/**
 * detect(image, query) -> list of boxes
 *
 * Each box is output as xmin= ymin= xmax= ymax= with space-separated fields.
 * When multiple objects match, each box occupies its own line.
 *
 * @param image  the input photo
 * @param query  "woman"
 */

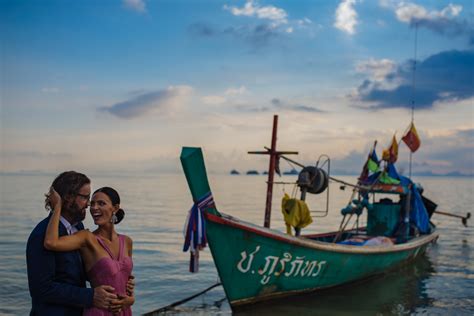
xmin=44 ymin=186 xmax=134 ymax=315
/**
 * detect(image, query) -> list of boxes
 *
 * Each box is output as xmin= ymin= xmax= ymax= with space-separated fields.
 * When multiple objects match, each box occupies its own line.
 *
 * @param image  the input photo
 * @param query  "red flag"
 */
xmin=382 ymin=135 xmax=398 ymax=163
xmin=402 ymin=123 xmax=421 ymax=152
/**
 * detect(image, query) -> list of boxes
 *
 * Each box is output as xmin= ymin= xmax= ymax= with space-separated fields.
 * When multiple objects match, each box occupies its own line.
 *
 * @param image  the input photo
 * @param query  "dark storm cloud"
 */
xmin=408 ymin=15 xmax=474 ymax=45
xmin=355 ymin=50 xmax=474 ymax=110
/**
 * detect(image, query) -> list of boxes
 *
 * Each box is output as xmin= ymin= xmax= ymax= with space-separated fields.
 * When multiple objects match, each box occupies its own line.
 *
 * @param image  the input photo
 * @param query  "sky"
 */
xmin=1 ymin=0 xmax=473 ymax=176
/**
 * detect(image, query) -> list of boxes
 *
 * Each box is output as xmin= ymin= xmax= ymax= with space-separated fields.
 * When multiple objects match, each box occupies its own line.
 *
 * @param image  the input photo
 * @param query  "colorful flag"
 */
xmin=382 ymin=135 xmax=398 ymax=163
xmin=402 ymin=122 xmax=421 ymax=152
xmin=367 ymin=148 xmax=379 ymax=172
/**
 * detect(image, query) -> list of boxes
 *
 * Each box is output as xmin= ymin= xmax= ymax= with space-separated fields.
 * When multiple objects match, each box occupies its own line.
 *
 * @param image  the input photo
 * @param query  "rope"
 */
xmin=143 ymin=282 xmax=222 ymax=315
xmin=328 ymin=176 xmax=371 ymax=190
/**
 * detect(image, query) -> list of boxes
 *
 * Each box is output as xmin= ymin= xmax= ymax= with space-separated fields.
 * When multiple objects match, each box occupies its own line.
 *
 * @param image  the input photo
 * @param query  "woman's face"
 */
xmin=90 ymin=192 xmax=118 ymax=225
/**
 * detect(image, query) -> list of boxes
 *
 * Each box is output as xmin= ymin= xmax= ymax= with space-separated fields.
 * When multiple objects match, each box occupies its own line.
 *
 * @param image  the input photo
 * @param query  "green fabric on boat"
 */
xmin=379 ymin=171 xmax=400 ymax=184
xmin=367 ymin=158 xmax=379 ymax=172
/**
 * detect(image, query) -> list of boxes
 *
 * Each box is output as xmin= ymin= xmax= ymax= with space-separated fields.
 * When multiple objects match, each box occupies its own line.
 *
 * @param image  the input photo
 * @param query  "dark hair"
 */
xmin=45 ymin=171 xmax=90 ymax=210
xmin=94 ymin=187 xmax=125 ymax=224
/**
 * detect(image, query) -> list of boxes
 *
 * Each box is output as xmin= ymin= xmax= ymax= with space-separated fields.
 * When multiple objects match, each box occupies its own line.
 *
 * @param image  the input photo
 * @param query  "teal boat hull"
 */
xmin=205 ymin=212 xmax=438 ymax=307
xmin=180 ymin=146 xmax=438 ymax=308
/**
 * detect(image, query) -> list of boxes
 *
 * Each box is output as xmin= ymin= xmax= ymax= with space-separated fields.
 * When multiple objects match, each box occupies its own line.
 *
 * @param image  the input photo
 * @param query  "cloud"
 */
xmin=2 ymin=151 xmax=73 ymax=159
xmin=334 ymin=0 xmax=359 ymax=35
xmin=380 ymin=1 xmax=474 ymax=44
xmin=331 ymin=128 xmax=474 ymax=176
xmin=187 ymin=22 xmax=217 ymax=37
xmin=223 ymin=24 xmax=283 ymax=48
xmin=225 ymin=86 xmax=247 ymax=96
xmin=395 ymin=3 xmax=461 ymax=23
xmin=202 ymin=86 xmax=248 ymax=105
xmin=352 ymin=50 xmax=474 ymax=109
xmin=238 ymin=98 xmax=325 ymax=113
xmin=123 ymin=0 xmax=146 ymax=13
xmin=201 ymin=95 xmax=227 ymax=105
xmin=355 ymin=58 xmax=397 ymax=83
xmin=199 ymin=1 xmax=315 ymax=48
xmin=223 ymin=0 xmax=288 ymax=27
xmin=410 ymin=128 xmax=474 ymax=175
xmin=99 ymin=86 xmax=193 ymax=119
xmin=271 ymin=98 xmax=325 ymax=113
xmin=188 ymin=22 xmax=284 ymax=48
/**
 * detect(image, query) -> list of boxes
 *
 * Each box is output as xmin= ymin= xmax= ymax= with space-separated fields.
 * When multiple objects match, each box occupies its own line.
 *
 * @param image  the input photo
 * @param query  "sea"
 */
xmin=0 ymin=173 xmax=473 ymax=315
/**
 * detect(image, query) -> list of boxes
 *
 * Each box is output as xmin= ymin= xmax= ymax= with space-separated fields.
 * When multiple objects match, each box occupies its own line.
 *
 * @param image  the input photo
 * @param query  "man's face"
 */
xmin=66 ymin=183 xmax=91 ymax=223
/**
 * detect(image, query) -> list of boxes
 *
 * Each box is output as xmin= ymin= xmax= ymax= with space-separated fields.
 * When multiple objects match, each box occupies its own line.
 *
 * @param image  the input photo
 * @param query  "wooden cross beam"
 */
xmin=248 ymin=115 xmax=298 ymax=228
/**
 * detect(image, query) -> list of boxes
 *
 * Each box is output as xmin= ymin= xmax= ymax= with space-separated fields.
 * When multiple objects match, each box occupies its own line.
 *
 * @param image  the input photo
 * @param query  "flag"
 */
xmin=382 ymin=135 xmax=398 ymax=163
xmin=402 ymin=122 xmax=421 ymax=152
xmin=367 ymin=148 xmax=379 ymax=172
xmin=360 ymin=141 xmax=378 ymax=182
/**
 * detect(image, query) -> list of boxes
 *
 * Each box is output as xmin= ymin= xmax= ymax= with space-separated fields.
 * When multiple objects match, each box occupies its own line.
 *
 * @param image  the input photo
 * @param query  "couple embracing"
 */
xmin=26 ymin=171 xmax=135 ymax=315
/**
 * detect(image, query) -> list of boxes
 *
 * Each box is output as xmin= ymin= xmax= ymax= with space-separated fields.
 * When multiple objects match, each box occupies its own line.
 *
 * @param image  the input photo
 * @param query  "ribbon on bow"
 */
xmin=183 ymin=192 xmax=215 ymax=272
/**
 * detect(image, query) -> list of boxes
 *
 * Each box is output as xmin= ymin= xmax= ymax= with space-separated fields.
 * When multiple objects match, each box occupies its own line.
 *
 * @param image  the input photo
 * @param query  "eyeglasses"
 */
xmin=76 ymin=193 xmax=91 ymax=201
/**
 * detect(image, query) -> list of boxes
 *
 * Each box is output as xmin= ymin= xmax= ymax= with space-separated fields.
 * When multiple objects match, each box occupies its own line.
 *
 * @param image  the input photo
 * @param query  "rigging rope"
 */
xmin=143 ymin=282 xmax=222 ymax=315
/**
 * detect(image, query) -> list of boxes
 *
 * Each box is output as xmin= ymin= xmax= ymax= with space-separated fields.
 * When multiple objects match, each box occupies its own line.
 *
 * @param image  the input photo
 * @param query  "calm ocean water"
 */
xmin=0 ymin=173 xmax=473 ymax=315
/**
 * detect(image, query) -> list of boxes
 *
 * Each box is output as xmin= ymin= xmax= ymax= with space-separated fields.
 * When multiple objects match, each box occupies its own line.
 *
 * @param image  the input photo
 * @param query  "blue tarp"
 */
xmin=364 ymin=167 xmax=430 ymax=234
xmin=407 ymin=180 xmax=430 ymax=233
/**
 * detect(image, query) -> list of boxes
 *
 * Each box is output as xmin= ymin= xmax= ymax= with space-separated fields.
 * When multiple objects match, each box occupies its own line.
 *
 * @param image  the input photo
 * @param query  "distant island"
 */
xmin=283 ymin=168 xmax=299 ymax=175
xmin=246 ymin=170 xmax=259 ymax=175
xmin=230 ymin=169 xmax=240 ymax=175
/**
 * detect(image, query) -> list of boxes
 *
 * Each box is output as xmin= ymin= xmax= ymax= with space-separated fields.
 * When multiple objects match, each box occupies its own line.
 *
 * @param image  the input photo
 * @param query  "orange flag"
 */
xmin=402 ymin=122 xmax=421 ymax=152
xmin=382 ymin=135 xmax=398 ymax=163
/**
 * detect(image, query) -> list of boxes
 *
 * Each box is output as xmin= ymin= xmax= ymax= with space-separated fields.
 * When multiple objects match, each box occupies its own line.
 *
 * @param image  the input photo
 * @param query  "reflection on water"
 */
xmin=234 ymin=255 xmax=436 ymax=316
xmin=0 ymin=174 xmax=472 ymax=315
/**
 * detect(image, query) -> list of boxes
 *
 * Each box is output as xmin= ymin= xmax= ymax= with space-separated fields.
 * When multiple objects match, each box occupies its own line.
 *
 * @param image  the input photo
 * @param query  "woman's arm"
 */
xmin=43 ymin=187 xmax=89 ymax=251
xmin=125 ymin=236 xmax=134 ymax=296
xmin=126 ymin=235 xmax=133 ymax=257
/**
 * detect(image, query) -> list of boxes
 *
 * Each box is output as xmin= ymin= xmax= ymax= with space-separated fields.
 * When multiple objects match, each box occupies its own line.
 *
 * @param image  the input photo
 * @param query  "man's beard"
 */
xmin=68 ymin=201 xmax=86 ymax=223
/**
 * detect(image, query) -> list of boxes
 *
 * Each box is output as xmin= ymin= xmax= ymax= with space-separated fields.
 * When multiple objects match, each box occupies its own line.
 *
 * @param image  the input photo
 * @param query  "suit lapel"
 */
xmin=76 ymin=222 xmax=85 ymax=231
xmin=58 ymin=221 xmax=68 ymax=237
xmin=74 ymin=222 xmax=86 ymax=281
xmin=56 ymin=216 xmax=87 ymax=281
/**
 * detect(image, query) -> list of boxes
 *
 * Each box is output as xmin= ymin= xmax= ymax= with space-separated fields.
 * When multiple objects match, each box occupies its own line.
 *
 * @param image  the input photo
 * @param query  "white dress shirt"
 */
xmin=59 ymin=216 xmax=78 ymax=235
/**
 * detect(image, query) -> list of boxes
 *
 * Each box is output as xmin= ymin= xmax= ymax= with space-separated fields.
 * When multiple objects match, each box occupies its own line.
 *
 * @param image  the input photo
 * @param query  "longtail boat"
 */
xmin=180 ymin=115 xmax=445 ymax=310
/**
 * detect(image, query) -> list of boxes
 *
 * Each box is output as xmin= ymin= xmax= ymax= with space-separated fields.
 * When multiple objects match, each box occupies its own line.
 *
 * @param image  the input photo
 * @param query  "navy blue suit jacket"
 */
xmin=26 ymin=215 xmax=94 ymax=316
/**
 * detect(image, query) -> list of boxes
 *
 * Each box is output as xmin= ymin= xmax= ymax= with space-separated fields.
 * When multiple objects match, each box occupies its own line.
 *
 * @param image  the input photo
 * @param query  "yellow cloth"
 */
xmin=281 ymin=193 xmax=313 ymax=235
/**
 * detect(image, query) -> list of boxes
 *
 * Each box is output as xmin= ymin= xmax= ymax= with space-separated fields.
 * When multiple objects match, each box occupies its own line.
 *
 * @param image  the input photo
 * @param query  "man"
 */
xmin=26 ymin=171 xmax=128 ymax=315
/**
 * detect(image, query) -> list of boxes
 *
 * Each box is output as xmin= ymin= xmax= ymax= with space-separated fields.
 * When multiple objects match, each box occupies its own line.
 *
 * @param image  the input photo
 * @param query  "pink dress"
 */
xmin=84 ymin=234 xmax=133 ymax=316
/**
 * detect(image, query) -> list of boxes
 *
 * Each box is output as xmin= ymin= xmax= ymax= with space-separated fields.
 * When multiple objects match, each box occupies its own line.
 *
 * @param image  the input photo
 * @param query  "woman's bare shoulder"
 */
xmin=77 ymin=229 xmax=96 ymax=242
xmin=123 ymin=234 xmax=133 ymax=247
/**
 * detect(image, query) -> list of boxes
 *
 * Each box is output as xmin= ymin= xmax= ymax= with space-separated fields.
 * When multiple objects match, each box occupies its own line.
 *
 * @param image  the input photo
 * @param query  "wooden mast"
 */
xmin=248 ymin=115 xmax=298 ymax=228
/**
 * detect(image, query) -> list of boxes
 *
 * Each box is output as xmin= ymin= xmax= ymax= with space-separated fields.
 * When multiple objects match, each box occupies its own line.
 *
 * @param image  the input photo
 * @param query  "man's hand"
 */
xmin=93 ymin=285 xmax=117 ymax=310
xmin=109 ymin=294 xmax=135 ymax=314
xmin=126 ymin=275 xmax=135 ymax=296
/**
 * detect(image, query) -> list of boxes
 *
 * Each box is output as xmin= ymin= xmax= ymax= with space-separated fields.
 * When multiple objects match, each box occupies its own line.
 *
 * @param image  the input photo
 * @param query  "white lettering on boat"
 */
xmin=237 ymin=246 xmax=327 ymax=284
xmin=274 ymin=253 xmax=292 ymax=276
xmin=237 ymin=246 xmax=260 ymax=273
